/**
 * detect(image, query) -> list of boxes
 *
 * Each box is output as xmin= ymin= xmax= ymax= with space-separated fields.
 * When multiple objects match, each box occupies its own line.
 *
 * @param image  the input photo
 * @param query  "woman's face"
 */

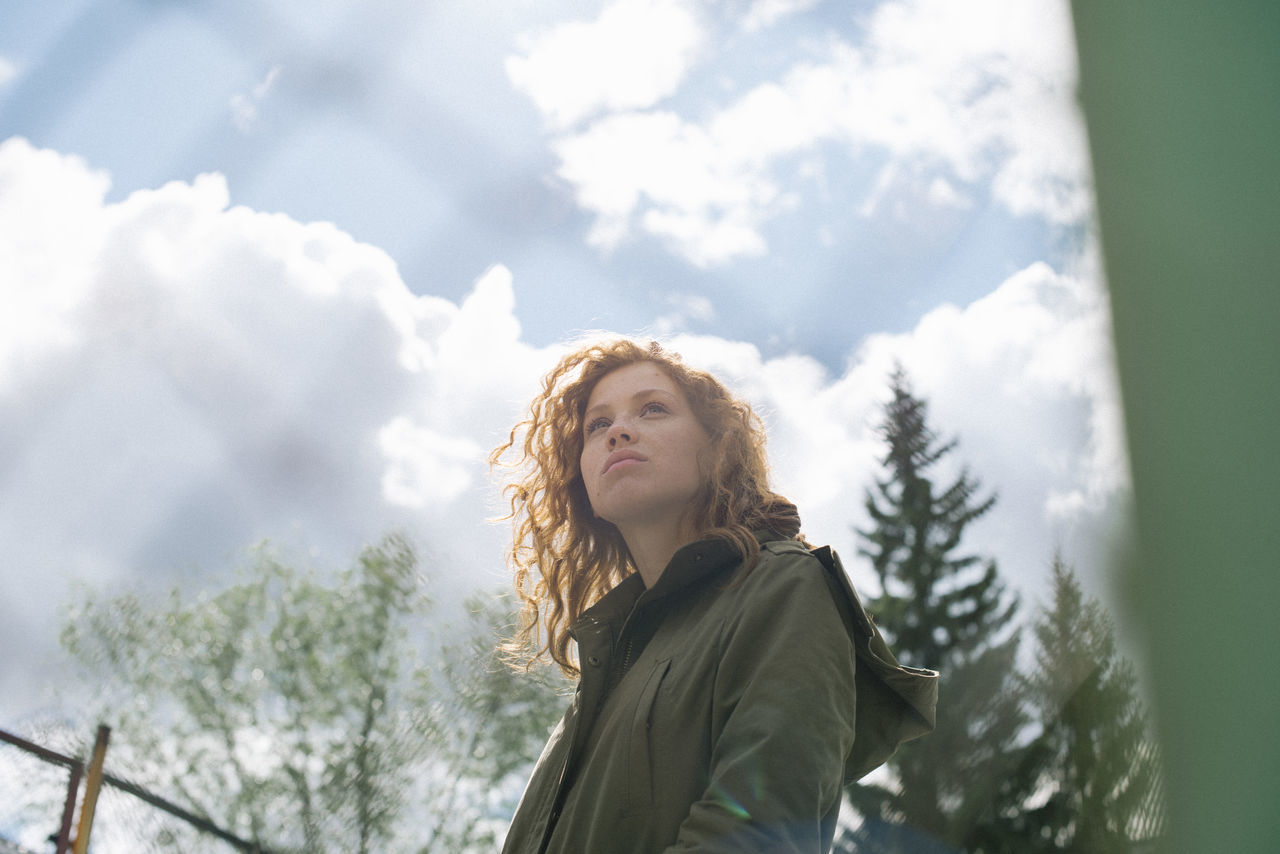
xmin=579 ymin=362 xmax=711 ymax=538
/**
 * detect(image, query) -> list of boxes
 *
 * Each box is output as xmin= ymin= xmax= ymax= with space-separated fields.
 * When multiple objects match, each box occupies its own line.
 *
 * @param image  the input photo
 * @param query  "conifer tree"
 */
xmin=987 ymin=557 xmax=1165 ymax=853
xmin=842 ymin=367 xmax=1025 ymax=852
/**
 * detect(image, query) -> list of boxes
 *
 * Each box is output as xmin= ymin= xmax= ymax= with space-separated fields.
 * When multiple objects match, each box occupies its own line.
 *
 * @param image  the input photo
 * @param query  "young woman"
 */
xmin=493 ymin=338 xmax=936 ymax=854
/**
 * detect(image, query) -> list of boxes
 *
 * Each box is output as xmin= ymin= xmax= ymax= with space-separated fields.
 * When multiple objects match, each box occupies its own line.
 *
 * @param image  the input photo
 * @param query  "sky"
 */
xmin=0 ymin=0 xmax=1128 ymax=743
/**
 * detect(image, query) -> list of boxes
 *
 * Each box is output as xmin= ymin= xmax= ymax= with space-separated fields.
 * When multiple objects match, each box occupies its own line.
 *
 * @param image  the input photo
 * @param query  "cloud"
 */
xmin=0 ymin=140 xmax=112 ymax=391
xmin=551 ymin=109 xmax=781 ymax=265
xmin=651 ymin=292 xmax=717 ymax=335
xmin=855 ymin=0 xmax=1089 ymax=224
xmin=0 ymin=56 xmax=17 ymax=87
xmin=230 ymin=65 xmax=282 ymax=134
xmin=517 ymin=0 xmax=1091 ymax=266
xmin=741 ymin=0 xmax=821 ymax=32
xmin=506 ymin=0 xmax=705 ymax=129
xmin=663 ymin=252 xmax=1125 ymax=596
xmin=1 ymin=137 xmax=1122 ymax=724
xmin=0 ymin=138 xmax=552 ymax=720
xmin=882 ymin=258 xmax=1127 ymax=526
xmin=379 ymin=417 xmax=484 ymax=508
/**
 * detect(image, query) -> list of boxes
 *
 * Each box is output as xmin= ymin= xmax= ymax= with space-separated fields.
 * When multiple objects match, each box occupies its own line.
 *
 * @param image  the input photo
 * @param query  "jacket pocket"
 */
xmin=625 ymin=657 xmax=671 ymax=813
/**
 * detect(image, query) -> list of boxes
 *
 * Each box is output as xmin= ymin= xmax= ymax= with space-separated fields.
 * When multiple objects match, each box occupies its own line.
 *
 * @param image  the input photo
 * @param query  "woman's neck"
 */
xmin=621 ymin=519 xmax=700 ymax=588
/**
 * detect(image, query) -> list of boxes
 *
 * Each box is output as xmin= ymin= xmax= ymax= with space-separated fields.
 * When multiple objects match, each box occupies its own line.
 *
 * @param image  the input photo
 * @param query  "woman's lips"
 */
xmin=602 ymin=450 xmax=645 ymax=474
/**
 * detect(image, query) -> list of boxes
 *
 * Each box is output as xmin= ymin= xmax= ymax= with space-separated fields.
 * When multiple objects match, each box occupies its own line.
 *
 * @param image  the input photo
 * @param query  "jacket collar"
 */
xmin=570 ymin=530 xmax=788 ymax=641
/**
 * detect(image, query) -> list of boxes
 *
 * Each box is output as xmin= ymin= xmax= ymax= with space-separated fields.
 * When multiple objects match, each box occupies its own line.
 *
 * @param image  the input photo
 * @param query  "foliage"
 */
xmin=61 ymin=533 xmax=429 ymax=852
xmin=979 ymin=557 xmax=1165 ymax=853
xmin=857 ymin=367 xmax=1015 ymax=670
xmin=840 ymin=369 xmax=1166 ymax=853
xmin=843 ymin=367 xmax=1026 ymax=851
xmin=417 ymin=594 xmax=569 ymax=853
xmin=59 ymin=533 xmax=566 ymax=853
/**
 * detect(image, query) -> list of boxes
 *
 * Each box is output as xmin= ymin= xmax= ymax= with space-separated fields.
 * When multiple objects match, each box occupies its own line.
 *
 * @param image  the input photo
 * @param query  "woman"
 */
xmin=493 ymin=338 xmax=936 ymax=854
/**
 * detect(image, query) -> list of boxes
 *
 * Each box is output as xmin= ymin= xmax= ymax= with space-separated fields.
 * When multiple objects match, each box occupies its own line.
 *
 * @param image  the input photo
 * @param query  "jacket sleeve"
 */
xmin=662 ymin=549 xmax=858 ymax=853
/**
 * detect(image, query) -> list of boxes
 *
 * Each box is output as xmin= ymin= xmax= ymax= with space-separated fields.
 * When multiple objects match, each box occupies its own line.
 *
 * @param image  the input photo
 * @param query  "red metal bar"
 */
xmin=0 ymin=727 xmax=80 ymax=769
xmin=55 ymin=761 xmax=84 ymax=854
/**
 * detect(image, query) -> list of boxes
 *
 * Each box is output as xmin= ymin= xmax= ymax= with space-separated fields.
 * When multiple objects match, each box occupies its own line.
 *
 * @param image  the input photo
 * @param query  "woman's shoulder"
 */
xmin=732 ymin=536 xmax=832 ymax=598
xmin=758 ymin=535 xmax=824 ymax=573
xmin=759 ymin=536 xmax=814 ymax=560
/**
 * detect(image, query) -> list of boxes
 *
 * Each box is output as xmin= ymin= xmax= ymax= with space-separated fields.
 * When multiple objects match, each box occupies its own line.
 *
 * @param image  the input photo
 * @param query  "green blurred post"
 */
xmin=1071 ymin=3 xmax=1279 ymax=851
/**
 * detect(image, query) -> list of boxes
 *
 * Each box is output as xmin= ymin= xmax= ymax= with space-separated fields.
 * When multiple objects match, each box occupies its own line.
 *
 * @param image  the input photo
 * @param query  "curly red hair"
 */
xmin=491 ymin=338 xmax=802 ymax=676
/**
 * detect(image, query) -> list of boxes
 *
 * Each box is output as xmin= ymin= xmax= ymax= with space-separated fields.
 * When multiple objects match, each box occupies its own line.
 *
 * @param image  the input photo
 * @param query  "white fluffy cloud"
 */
xmin=0 ymin=138 xmax=553 ymax=719
xmin=2 ymin=136 xmax=1123 ymax=722
xmin=551 ymin=109 xmax=781 ymax=265
xmin=505 ymin=0 xmax=705 ymax=129
xmin=513 ymin=0 xmax=1090 ymax=266
xmin=855 ymin=258 xmax=1129 ymax=580
xmin=665 ymin=254 xmax=1125 ymax=593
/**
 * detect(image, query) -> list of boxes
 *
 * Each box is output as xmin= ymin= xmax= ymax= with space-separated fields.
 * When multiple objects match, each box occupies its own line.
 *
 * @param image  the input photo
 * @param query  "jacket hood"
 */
xmin=805 ymin=543 xmax=939 ymax=780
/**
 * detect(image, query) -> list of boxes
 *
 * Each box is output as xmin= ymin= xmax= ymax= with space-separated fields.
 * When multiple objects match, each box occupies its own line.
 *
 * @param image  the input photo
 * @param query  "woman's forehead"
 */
xmin=584 ymin=362 xmax=681 ymax=409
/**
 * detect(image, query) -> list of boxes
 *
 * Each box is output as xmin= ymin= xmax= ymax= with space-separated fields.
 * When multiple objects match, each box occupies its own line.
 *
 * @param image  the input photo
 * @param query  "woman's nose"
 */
xmin=606 ymin=420 xmax=634 ymax=447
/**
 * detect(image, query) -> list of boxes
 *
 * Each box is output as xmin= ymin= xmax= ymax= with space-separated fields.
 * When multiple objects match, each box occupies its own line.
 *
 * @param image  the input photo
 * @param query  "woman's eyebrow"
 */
xmin=583 ymin=388 xmax=678 ymax=420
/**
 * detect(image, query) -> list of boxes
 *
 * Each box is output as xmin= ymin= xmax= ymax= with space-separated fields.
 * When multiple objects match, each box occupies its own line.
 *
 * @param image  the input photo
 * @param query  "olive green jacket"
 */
xmin=501 ymin=534 xmax=937 ymax=854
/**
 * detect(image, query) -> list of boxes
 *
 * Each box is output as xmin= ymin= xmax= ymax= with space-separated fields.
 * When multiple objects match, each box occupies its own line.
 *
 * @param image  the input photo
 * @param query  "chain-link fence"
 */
xmin=1 ymin=725 xmax=275 ymax=854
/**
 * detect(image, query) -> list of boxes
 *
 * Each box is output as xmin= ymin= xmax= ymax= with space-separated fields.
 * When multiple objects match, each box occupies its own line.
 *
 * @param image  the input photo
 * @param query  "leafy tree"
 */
xmin=61 ymin=534 xmax=430 ymax=852
xmin=843 ymin=367 xmax=1025 ymax=852
xmin=417 ymin=594 xmax=568 ymax=853
xmin=987 ymin=557 xmax=1165 ymax=853
xmin=59 ymin=534 xmax=565 ymax=853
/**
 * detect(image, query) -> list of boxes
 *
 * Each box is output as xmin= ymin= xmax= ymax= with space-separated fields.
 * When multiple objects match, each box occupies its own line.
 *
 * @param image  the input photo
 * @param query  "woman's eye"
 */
xmin=641 ymin=402 xmax=669 ymax=416
xmin=585 ymin=417 xmax=610 ymax=435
